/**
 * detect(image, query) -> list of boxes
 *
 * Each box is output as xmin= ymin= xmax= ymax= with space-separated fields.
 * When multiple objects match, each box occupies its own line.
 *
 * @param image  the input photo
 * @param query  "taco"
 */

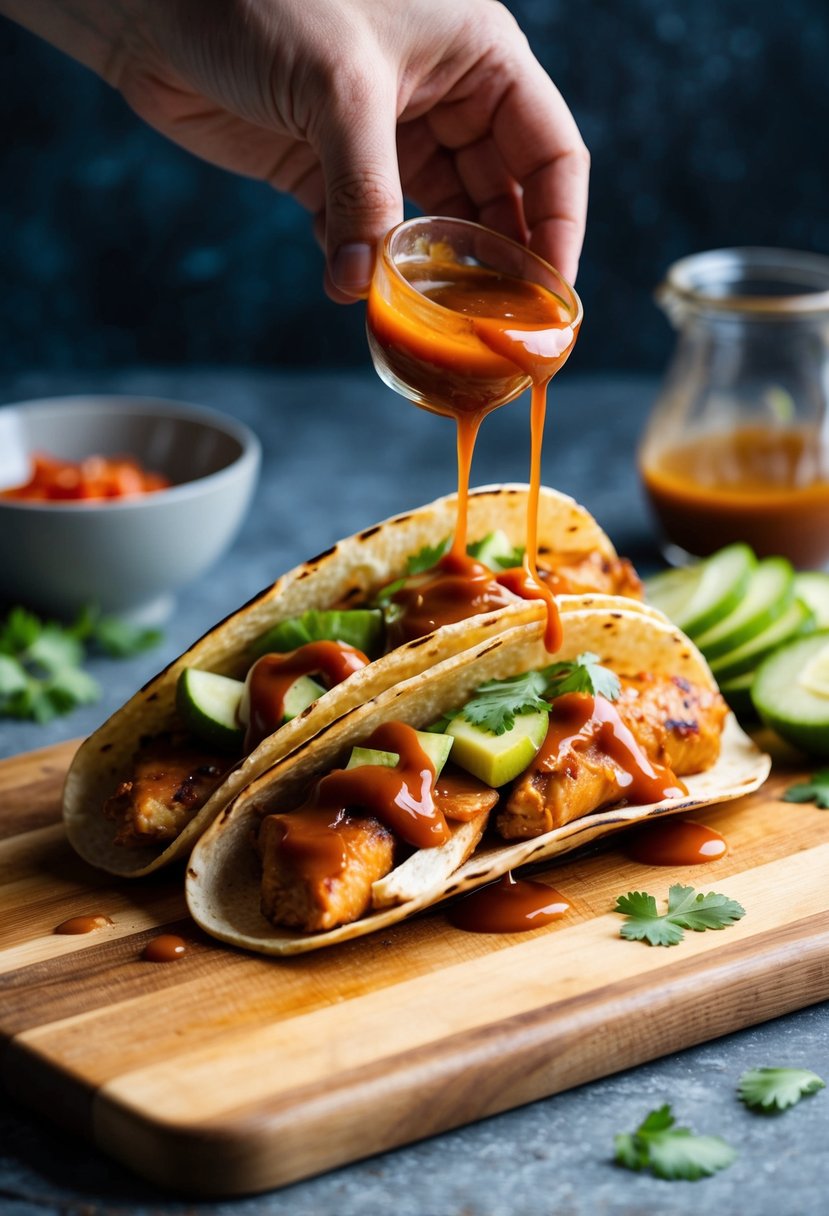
xmin=62 ymin=484 xmax=643 ymax=877
xmin=185 ymin=601 xmax=770 ymax=955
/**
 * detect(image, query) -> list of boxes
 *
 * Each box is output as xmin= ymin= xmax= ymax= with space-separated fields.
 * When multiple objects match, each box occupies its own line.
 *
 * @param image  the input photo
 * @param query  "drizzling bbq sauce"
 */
xmin=625 ymin=818 xmax=727 ymax=866
xmin=449 ymin=872 xmax=571 ymax=934
xmin=54 ymin=914 xmax=113 ymax=935
xmin=274 ymin=722 xmax=450 ymax=891
xmin=537 ymin=692 xmax=685 ymax=805
xmin=244 ymin=641 xmax=370 ymax=751
xmin=368 ymin=257 xmax=580 ymax=653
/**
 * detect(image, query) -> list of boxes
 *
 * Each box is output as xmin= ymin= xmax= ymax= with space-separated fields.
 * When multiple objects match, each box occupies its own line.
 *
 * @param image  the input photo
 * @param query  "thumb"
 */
xmin=314 ymin=79 xmax=403 ymax=302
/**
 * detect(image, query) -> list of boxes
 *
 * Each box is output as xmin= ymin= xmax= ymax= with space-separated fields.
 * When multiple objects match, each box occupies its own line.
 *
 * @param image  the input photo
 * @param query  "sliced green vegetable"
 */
xmin=752 ymin=629 xmax=829 ymax=757
xmin=177 ymin=668 xmax=245 ymax=749
xmin=693 ymin=557 xmax=794 ymax=661
xmin=645 ymin=543 xmax=755 ymax=636
xmin=710 ymin=597 xmax=815 ymax=683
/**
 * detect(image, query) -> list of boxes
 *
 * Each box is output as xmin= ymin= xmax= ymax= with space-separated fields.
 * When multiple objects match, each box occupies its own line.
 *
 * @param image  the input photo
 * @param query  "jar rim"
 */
xmin=379 ymin=216 xmax=583 ymax=328
xmin=661 ymin=246 xmax=829 ymax=317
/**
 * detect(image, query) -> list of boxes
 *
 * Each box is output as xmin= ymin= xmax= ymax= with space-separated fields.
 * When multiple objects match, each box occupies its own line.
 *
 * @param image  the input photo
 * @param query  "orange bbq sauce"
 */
xmin=625 ymin=818 xmax=727 ymax=866
xmin=641 ymin=425 xmax=829 ymax=566
xmin=368 ymin=256 xmax=580 ymax=652
xmin=448 ymin=872 xmax=571 ymax=934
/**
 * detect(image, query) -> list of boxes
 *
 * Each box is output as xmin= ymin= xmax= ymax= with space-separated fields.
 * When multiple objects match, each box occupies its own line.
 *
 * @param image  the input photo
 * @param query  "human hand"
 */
xmin=28 ymin=0 xmax=590 ymax=301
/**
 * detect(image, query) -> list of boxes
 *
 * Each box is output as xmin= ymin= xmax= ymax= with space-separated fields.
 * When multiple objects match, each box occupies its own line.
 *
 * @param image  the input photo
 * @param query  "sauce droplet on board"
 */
xmin=448 ymin=872 xmax=571 ymax=934
xmin=54 ymin=914 xmax=114 ymax=935
xmin=142 ymin=934 xmax=188 ymax=962
xmin=625 ymin=819 xmax=727 ymax=866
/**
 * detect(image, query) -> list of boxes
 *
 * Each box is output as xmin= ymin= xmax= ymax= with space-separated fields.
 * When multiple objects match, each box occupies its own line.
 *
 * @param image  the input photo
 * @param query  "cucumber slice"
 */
xmin=710 ymin=597 xmax=816 ymax=683
xmin=693 ymin=557 xmax=794 ymax=661
xmin=253 ymin=609 xmax=384 ymax=658
xmin=645 ymin=543 xmax=756 ymax=637
xmin=176 ymin=668 xmax=245 ymax=749
xmin=447 ymin=709 xmax=548 ymax=788
xmin=752 ymin=629 xmax=829 ymax=756
xmin=282 ymin=674 xmax=326 ymax=721
xmin=793 ymin=572 xmax=829 ymax=628
xmin=346 ymin=731 xmax=453 ymax=777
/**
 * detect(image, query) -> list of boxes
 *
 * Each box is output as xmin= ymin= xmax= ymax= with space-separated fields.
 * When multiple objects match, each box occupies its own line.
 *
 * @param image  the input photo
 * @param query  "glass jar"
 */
xmin=638 ymin=247 xmax=829 ymax=568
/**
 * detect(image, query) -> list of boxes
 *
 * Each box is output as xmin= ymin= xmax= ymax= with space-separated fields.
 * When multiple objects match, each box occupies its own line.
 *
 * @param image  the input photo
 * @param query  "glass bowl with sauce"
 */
xmin=366 ymin=216 xmax=582 ymax=652
xmin=639 ymin=247 xmax=829 ymax=568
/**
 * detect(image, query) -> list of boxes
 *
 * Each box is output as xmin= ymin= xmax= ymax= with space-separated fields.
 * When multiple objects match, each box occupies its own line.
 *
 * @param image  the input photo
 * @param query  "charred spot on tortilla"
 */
xmin=304 ymin=545 xmax=337 ymax=568
xmin=357 ymin=524 xmax=383 ymax=541
xmin=99 ymin=743 xmax=112 ymax=753
xmin=188 ymin=866 xmax=198 ymax=879
xmin=611 ymin=612 xmax=622 ymax=619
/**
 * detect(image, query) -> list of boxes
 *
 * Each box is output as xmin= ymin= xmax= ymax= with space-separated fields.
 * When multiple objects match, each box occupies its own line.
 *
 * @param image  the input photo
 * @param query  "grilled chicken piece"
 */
xmin=435 ymin=766 xmax=500 ymax=822
xmin=258 ymin=810 xmax=396 ymax=932
xmin=497 ymin=676 xmax=727 ymax=840
xmin=539 ymin=550 xmax=644 ymax=599
xmin=614 ymin=673 xmax=727 ymax=774
xmin=103 ymin=734 xmax=226 ymax=847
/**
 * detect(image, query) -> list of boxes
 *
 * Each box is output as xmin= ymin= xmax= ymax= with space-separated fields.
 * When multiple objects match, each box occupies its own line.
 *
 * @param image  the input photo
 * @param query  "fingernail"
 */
xmin=331 ymin=243 xmax=374 ymax=296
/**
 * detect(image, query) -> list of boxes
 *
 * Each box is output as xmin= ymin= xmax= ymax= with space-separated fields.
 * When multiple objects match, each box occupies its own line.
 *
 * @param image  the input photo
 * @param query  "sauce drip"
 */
xmin=449 ymin=872 xmax=570 ymax=933
xmin=641 ymin=426 xmax=829 ymax=566
xmin=388 ymin=549 xmax=516 ymax=645
xmin=142 ymin=934 xmax=187 ymax=962
xmin=368 ymin=255 xmax=579 ymax=652
xmin=54 ymin=914 xmax=113 ymax=935
xmin=245 ymin=641 xmax=370 ymax=751
xmin=286 ymin=721 xmax=449 ymax=860
xmin=537 ymin=692 xmax=685 ymax=805
xmin=625 ymin=818 xmax=727 ymax=866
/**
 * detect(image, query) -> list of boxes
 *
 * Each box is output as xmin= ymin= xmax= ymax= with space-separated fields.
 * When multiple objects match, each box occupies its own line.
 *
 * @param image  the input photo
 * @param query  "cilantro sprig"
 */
xmin=738 ymin=1068 xmax=825 ymax=1112
xmin=782 ymin=771 xmax=829 ymax=809
xmin=437 ymin=652 xmax=621 ymax=736
xmin=614 ymin=1104 xmax=736 ymax=1180
xmin=615 ymin=883 xmax=746 ymax=947
xmin=0 ymin=605 xmax=161 ymax=723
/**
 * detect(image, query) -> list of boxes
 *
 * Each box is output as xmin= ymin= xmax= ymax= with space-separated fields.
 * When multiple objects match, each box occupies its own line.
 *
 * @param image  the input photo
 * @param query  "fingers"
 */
xmin=491 ymin=57 xmax=589 ymax=284
xmin=310 ymin=68 xmax=404 ymax=302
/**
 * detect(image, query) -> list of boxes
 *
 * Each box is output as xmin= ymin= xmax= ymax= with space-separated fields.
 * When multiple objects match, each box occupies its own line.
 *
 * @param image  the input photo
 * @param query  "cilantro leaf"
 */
xmin=737 ymin=1068 xmax=825 ymax=1112
xmin=783 ymin=771 xmax=829 ymax=809
xmin=614 ymin=1104 xmax=736 ymax=1181
xmin=457 ymin=670 xmax=551 ymax=735
xmin=91 ymin=616 xmax=163 ymax=658
xmin=543 ymin=651 xmax=621 ymax=702
xmin=0 ymin=604 xmax=161 ymax=723
xmin=615 ymin=883 xmax=746 ymax=946
xmin=406 ymin=538 xmax=451 ymax=575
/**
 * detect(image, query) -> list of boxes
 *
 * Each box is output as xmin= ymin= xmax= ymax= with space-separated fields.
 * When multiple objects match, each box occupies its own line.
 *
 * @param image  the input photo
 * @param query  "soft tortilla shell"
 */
xmin=63 ymin=484 xmax=619 ymax=876
xmin=185 ymin=608 xmax=770 ymax=956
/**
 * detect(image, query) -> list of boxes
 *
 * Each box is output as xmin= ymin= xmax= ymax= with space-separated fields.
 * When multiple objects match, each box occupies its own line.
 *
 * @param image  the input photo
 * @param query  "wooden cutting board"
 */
xmin=2 ymin=736 xmax=829 ymax=1198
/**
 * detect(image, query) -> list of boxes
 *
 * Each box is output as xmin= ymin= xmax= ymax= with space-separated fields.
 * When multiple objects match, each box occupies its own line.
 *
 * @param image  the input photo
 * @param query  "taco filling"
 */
xmin=108 ymin=528 xmax=641 ymax=850
xmin=253 ymin=655 xmax=727 ymax=935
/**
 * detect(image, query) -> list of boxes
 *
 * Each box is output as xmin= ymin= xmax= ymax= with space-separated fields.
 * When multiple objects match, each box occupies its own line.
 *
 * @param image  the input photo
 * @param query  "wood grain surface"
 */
xmin=1 ymin=737 xmax=828 ymax=1198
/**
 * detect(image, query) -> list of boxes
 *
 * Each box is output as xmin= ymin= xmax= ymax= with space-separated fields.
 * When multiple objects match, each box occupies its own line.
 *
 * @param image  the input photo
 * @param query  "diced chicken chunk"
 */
xmin=103 ymin=735 xmax=226 ymax=847
xmin=258 ymin=811 xmax=396 ymax=932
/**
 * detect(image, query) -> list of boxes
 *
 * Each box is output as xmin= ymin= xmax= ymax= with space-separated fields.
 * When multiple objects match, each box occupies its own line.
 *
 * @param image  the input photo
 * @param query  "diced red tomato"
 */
xmin=0 ymin=453 xmax=171 ymax=501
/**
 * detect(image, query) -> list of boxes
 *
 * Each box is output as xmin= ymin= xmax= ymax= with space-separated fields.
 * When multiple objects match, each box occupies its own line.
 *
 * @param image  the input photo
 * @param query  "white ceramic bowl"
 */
xmin=0 ymin=395 xmax=261 ymax=622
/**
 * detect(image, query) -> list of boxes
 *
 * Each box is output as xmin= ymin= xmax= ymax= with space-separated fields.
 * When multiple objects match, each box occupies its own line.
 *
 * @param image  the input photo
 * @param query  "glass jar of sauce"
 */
xmin=639 ymin=247 xmax=829 ymax=568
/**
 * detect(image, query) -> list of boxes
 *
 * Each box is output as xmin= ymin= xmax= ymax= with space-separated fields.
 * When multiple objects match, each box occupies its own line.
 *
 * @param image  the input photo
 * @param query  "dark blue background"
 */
xmin=2 ymin=0 xmax=828 ymax=375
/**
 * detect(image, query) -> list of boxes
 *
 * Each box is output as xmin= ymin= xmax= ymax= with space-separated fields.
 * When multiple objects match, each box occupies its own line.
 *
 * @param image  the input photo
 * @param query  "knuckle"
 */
xmin=326 ymin=169 xmax=399 ymax=220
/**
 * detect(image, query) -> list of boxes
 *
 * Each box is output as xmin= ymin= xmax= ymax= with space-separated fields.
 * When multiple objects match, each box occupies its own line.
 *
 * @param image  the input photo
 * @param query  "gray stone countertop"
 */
xmin=0 ymin=367 xmax=826 ymax=1216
